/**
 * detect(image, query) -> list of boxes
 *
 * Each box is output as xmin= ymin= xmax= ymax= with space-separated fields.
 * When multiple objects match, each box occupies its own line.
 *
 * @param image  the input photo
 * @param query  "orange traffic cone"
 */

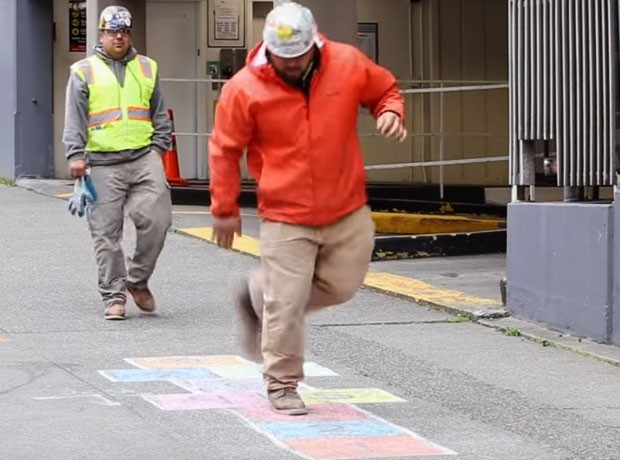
xmin=162 ymin=108 xmax=188 ymax=186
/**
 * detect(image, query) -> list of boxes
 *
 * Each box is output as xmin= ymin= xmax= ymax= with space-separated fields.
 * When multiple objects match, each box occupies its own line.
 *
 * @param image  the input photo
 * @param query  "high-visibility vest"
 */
xmin=71 ymin=54 xmax=157 ymax=152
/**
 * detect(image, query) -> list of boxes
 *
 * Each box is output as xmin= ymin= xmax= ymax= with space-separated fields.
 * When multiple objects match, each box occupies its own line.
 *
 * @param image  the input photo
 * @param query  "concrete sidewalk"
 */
xmin=17 ymin=178 xmax=620 ymax=369
xmin=2 ymin=184 xmax=620 ymax=459
xmin=17 ymin=179 xmax=508 ymax=313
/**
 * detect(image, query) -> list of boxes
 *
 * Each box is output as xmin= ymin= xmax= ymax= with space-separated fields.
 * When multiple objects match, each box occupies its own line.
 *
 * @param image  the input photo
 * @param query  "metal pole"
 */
xmin=364 ymin=156 xmax=508 ymax=171
xmin=400 ymin=83 xmax=509 ymax=94
xmin=439 ymin=82 xmax=445 ymax=199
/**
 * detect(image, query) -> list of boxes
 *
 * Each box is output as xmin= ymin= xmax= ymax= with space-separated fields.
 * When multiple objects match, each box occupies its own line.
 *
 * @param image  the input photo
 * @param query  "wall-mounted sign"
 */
xmin=208 ymin=0 xmax=245 ymax=48
xmin=69 ymin=1 xmax=86 ymax=53
xmin=357 ymin=22 xmax=378 ymax=63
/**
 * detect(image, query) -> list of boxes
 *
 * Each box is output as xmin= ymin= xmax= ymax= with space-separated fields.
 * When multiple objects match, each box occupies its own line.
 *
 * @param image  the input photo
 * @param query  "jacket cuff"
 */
xmin=378 ymin=109 xmax=404 ymax=120
xmin=210 ymin=204 xmax=240 ymax=218
xmin=67 ymin=153 xmax=86 ymax=162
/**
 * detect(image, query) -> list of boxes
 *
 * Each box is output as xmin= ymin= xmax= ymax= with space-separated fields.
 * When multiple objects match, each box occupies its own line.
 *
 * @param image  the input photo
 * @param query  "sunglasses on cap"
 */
xmin=101 ymin=28 xmax=131 ymax=37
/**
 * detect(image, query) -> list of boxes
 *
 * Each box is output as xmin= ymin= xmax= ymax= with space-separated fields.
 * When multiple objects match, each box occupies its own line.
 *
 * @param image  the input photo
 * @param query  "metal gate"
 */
xmin=509 ymin=0 xmax=619 ymax=193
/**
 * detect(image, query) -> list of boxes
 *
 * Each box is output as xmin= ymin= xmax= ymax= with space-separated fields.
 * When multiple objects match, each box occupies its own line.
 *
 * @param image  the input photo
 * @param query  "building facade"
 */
xmin=2 ymin=0 xmax=509 ymax=191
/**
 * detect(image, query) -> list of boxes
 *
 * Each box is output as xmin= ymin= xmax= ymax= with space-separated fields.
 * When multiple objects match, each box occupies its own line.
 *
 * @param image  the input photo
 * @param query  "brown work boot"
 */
xmin=234 ymin=278 xmax=262 ymax=362
xmin=127 ymin=283 xmax=156 ymax=313
xmin=268 ymin=388 xmax=308 ymax=416
xmin=104 ymin=302 xmax=125 ymax=321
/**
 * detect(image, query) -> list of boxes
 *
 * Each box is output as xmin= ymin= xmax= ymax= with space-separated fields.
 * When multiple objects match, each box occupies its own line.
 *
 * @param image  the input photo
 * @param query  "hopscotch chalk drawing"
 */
xmin=99 ymin=355 xmax=456 ymax=459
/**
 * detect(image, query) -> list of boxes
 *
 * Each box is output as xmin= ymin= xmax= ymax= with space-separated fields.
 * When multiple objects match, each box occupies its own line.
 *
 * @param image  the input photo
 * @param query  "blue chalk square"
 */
xmin=255 ymin=420 xmax=407 ymax=440
xmin=99 ymin=367 xmax=220 ymax=382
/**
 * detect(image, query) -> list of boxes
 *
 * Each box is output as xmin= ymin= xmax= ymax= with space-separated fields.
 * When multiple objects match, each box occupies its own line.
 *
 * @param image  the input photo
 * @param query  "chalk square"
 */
xmin=209 ymin=362 xmax=263 ymax=379
xmin=303 ymin=362 xmax=338 ymax=377
xmin=99 ymin=367 xmax=219 ymax=382
xmin=255 ymin=420 xmax=406 ymax=440
xmin=125 ymin=355 xmax=247 ymax=369
xmin=237 ymin=403 xmax=373 ymax=423
xmin=300 ymin=388 xmax=406 ymax=405
xmin=285 ymin=435 xmax=456 ymax=458
xmin=209 ymin=362 xmax=337 ymax=380
xmin=143 ymin=391 xmax=268 ymax=411
xmin=174 ymin=378 xmax=314 ymax=394
xmin=174 ymin=378 xmax=266 ymax=394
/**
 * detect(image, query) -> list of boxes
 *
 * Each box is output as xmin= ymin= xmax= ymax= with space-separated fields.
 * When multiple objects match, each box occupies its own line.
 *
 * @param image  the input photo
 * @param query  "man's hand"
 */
xmin=69 ymin=159 xmax=87 ymax=178
xmin=377 ymin=112 xmax=407 ymax=142
xmin=212 ymin=216 xmax=242 ymax=249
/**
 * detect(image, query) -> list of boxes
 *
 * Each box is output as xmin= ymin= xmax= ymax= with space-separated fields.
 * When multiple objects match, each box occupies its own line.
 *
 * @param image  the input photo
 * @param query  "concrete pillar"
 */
xmin=272 ymin=0 xmax=357 ymax=46
xmin=611 ymin=190 xmax=620 ymax=346
xmin=86 ymin=0 xmax=146 ymax=55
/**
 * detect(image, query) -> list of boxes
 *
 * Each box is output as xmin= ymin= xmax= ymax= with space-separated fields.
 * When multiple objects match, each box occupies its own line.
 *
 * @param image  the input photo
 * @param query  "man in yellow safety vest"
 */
xmin=63 ymin=5 xmax=172 ymax=320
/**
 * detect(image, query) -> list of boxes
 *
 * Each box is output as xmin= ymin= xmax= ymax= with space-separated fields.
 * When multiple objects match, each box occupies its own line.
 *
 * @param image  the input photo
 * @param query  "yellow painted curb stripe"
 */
xmin=180 ymin=227 xmax=260 ymax=256
xmin=362 ymin=271 xmax=501 ymax=307
xmin=370 ymin=211 xmax=505 ymax=235
xmin=55 ymin=192 xmax=73 ymax=198
xmin=177 ymin=226 xmax=501 ymax=309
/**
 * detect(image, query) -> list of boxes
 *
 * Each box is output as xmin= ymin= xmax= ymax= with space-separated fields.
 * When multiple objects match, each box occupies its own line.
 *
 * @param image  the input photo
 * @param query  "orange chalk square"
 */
xmin=285 ymin=435 xmax=454 ymax=459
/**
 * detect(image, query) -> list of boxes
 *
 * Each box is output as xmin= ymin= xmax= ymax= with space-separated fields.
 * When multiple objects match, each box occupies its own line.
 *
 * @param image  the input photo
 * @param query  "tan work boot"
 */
xmin=127 ymin=283 xmax=156 ymax=313
xmin=234 ymin=278 xmax=262 ymax=362
xmin=267 ymin=388 xmax=308 ymax=416
xmin=104 ymin=302 xmax=125 ymax=321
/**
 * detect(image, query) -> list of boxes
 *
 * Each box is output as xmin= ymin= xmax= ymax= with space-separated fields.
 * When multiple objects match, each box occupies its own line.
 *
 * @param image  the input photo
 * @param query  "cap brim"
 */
xmin=267 ymin=37 xmax=321 ymax=59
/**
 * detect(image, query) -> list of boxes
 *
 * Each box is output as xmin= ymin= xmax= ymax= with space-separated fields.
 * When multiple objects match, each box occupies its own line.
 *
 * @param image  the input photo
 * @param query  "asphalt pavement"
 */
xmin=1 ymin=184 xmax=620 ymax=460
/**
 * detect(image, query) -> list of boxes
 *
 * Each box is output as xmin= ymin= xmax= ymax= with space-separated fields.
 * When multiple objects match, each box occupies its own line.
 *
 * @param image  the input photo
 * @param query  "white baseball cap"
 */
xmin=263 ymin=2 xmax=320 ymax=59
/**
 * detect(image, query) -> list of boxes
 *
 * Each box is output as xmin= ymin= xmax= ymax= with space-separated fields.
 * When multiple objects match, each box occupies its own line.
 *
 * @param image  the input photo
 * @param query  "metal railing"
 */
xmin=161 ymin=77 xmax=510 ymax=196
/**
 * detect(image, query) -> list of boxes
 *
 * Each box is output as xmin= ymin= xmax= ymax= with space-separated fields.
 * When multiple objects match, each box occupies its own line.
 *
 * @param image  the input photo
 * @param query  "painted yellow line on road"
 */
xmin=180 ymin=227 xmax=260 ymax=256
xmin=56 ymin=192 xmax=73 ymax=198
xmin=177 ymin=226 xmax=501 ymax=310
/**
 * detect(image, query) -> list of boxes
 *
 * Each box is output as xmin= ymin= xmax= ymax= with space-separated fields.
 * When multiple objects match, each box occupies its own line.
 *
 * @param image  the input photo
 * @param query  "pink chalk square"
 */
xmin=236 ymin=403 xmax=373 ymax=423
xmin=143 ymin=391 xmax=267 ymax=411
xmin=285 ymin=435 xmax=454 ymax=459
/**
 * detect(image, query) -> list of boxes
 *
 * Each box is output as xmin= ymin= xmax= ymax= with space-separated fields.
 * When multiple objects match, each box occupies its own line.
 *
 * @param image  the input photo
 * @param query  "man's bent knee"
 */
xmin=309 ymin=281 xmax=361 ymax=310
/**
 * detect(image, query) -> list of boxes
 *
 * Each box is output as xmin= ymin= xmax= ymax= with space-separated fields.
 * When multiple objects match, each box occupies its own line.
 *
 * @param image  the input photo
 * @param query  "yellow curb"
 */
xmin=176 ymin=226 xmax=502 ymax=313
xmin=362 ymin=271 xmax=501 ymax=308
xmin=179 ymin=227 xmax=260 ymax=256
xmin=370 ymin=211 xmax=505 ymax=235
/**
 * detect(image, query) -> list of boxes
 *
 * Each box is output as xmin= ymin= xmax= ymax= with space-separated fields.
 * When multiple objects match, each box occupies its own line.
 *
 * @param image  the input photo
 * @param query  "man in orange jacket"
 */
xmin=209 ymin=2 xmax=406 ymax=415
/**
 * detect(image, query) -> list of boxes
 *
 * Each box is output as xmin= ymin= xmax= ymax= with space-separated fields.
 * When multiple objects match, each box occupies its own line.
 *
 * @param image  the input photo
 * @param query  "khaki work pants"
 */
xmin=251 ymin=205 xmax=375 ymax=391
xmin=87 ymin=151 xmax=172 ymax=306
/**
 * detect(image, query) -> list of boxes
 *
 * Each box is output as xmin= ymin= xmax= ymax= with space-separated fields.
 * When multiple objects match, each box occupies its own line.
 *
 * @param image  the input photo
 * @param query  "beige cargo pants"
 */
xmin=87 ymin=151 xmax=172 ymax=306
xmin=250 ymin=205 xmax=375 ymax=391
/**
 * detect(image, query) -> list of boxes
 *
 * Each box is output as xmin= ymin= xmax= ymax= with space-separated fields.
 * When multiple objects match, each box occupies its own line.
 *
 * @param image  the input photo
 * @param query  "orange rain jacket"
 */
xmin=208 ymin=35 xmax=405 ymax=226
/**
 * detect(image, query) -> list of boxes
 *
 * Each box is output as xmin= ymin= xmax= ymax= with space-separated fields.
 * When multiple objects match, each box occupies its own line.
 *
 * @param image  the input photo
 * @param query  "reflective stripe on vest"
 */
xmin=71 ymin=54 xmax=157 ymax=152
xmin=127 ymin=106 xmax=151 ymax=122
xmin=88 ymin=108 xmax=123 ymax=128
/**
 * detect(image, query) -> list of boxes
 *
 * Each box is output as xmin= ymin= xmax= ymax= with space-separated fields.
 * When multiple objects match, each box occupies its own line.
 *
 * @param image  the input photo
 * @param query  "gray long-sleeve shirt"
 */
xmin=63 ymin=45 xmax=171 ymax=166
